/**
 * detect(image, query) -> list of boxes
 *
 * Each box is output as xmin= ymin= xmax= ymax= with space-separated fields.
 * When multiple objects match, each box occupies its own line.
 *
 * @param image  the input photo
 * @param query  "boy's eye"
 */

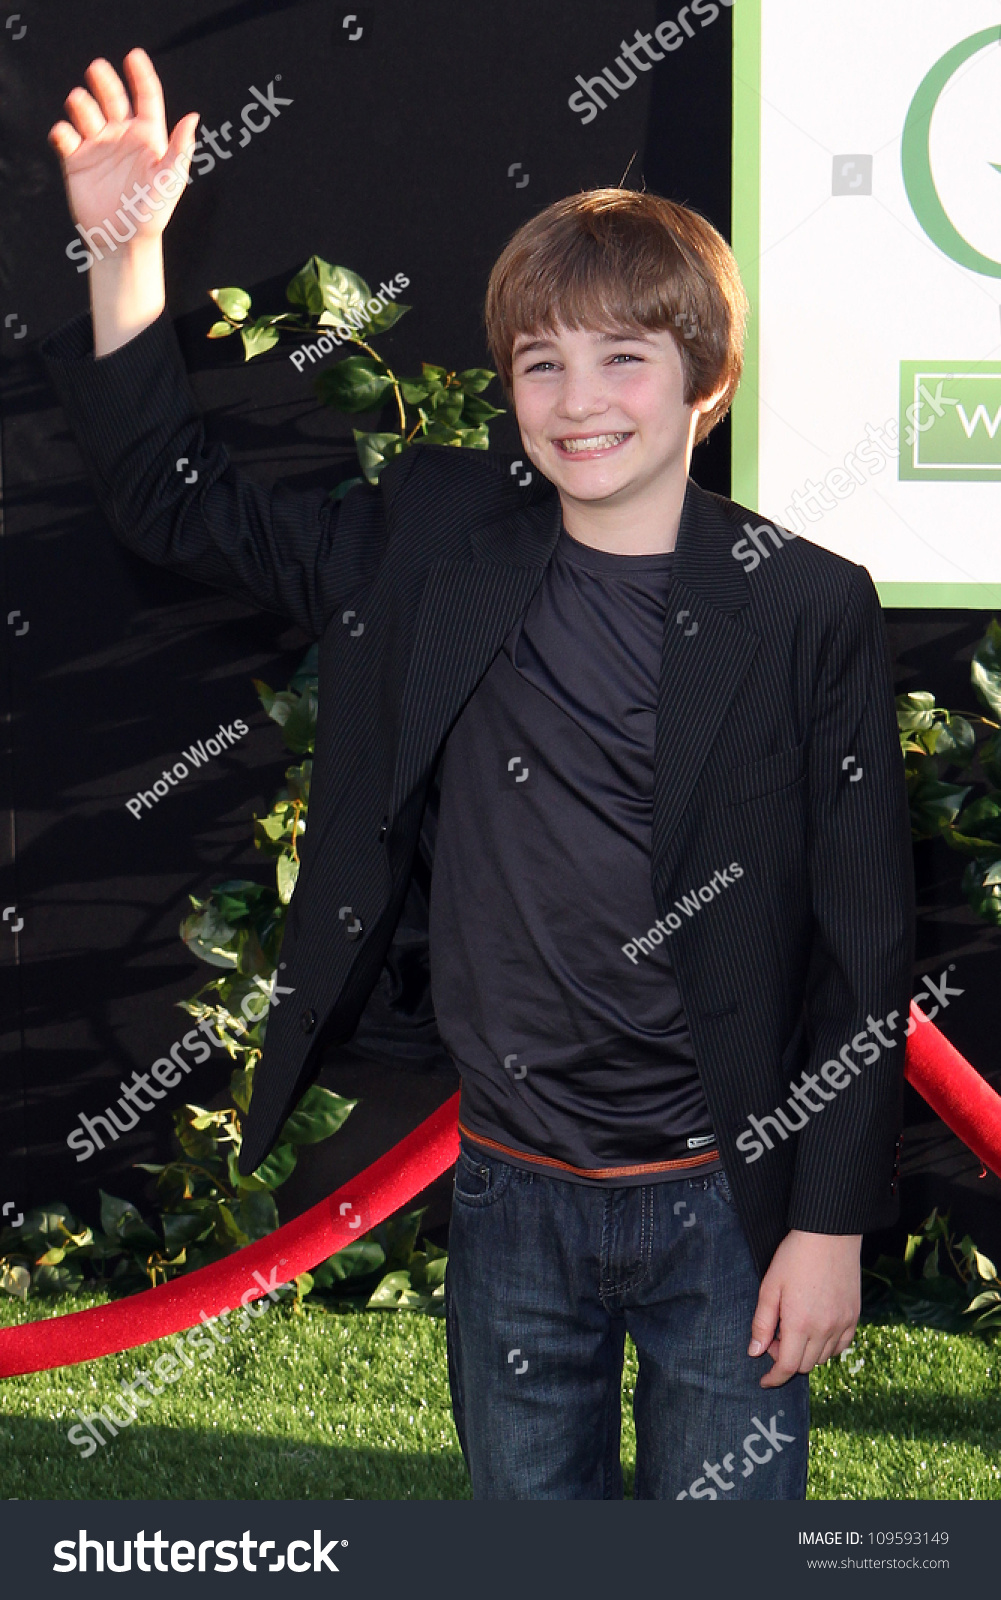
xmin=609 ymin=352 xmax=642 ymax=363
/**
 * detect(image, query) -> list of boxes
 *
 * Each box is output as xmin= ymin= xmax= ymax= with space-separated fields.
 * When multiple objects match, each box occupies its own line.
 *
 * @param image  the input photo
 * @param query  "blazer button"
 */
xmin=378 ymin=817 xmax=388 ymax=842
xmin=300 ymin=1008 xmax=317 ymax=1034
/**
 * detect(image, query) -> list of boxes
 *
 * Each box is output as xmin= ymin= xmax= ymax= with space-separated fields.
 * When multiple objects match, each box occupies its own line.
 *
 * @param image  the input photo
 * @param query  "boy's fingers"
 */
xmin=809 ymin=1334 xmax=840 ymax=1371
xmin=162 ymin=110 xmax=200 ymax=177
xmin=84 ymin=56 xmax=132 ymax=125
xmin=123 ymin=47 xmax=167 ymax=144
xmin=747 ymin=1283 xmax=780 ymax=1356
xmin=759 ymin=1329 xmax=807 ymax=1388
xmin=63 ymin=86 xmax=107 ymax=140
xmin=48 ymin=119 xmax=83 ymax=159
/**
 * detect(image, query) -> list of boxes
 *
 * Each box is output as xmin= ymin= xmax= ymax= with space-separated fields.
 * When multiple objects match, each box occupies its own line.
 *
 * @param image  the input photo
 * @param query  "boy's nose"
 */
xmin=556 ymin=379 xmax=608 ymax=418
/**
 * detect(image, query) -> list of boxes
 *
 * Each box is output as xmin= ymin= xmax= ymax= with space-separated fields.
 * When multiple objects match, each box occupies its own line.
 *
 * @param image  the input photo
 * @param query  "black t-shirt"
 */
xmin=427 ymin=524 xmax=719 ymax=1185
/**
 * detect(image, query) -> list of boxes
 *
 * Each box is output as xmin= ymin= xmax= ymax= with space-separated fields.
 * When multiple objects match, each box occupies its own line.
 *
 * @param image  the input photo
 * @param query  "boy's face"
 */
xmin=510 ymin=323 xmax=703 ymax=513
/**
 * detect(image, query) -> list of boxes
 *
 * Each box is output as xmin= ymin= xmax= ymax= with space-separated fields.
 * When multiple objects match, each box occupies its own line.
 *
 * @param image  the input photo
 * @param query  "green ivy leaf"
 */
xmin=230 ymin=1066 xmax=254 ymax=1114
xmin=905 ymin=771 xmax=971 ymax=839
xmin=255 ymin=809 xmax=291 ymax=845
xmin=210 ymin=287 xmax=252 ymax=322
xmin=174 ymin=1105 xmax=229 ymax=1163
xmin=353 ymin=430 xmax=406 ymax=484
xmin=281 ymin=689 xmax=317 ymax=755
xmin=961 ymin=859 xmax=1001 ymax=925
xmin=252 ymin=685 xmax=316 ymax=753
xmin=32 ymin=1261 xmax=86 ymax=1296
xmin=896 ymin=690 xmax=938 ymax=732
xmin=971 ymin=618 xmax=1001 ymax=719
xmin=429 ymin=389 xmax=464 ymax=427
xmin=316 ymin=261 xmax=372 ymax=318
xmin=358 ymin=299 xmax=410 ymax=335
xmin=277 ymin=852 xmax=299 ymax=905
xmin=929 ymin=714 xmax=975 ymax=764
xmin=161 ymin=1211 xmax=214 ymax=1257
xmin=315 ymin=1239 xmax=386 ymax=1285
xmin=365 ymin=1268 xmax=415 ymax=1307
xmin=454 ymin=424 xmax=490 ymax=449
xmin=949 ymin=795 xmax=1001 ymax=854
xmin=240 ymin=1141 xmax=299 ymax=1191
xmin=213 ymin=1201 xmax=251 ymax=1249
xmin=207 ymin=319 xmax=237 ymax=338
xmin=399 ymin=378 xmax=431 ymax=405
xmin=456 ymin=367 xmax=495 ymax=393
xmin=240 ymin=319 xmax=280 ymax=362
xmin=422 ymin=420 xmax=463 ymax=447
xmin=375 ymin=1207 xmax=426 ymax=1270
xmin=99 ymin=1191 xmax=159 ymax=1251
xmin=286 ymin=257 xmax=329 ymax=316
xmin=459 ymin=393 xmax=505 ymax=424
xmin=0 ymin=1264 xmax=30 ymax=1300
xmin=237 ymin=1190 xmax=280 ymax=1241
xmin=315 ymin=356 xmax=396 ymax=413
xmin=278 ymin=1085 xmax=356 ymax=1147
xmin=180 ymin=902 xmax=240 ymax=969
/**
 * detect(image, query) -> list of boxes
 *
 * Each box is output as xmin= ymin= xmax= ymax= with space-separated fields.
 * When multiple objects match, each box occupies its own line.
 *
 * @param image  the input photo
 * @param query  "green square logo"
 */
xmin=900 ymin=361 xmax=1001 ymax=480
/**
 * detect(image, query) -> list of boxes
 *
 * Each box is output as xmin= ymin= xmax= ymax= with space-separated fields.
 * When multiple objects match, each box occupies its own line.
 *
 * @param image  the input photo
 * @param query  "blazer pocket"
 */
xmin=725 ymin=738 xmax=808 ymax=804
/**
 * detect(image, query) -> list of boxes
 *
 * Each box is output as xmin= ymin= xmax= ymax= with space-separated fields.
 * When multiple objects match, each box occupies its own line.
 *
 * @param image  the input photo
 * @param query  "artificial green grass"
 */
xmin=0 ymin=1295 xmax=998 ymax=1499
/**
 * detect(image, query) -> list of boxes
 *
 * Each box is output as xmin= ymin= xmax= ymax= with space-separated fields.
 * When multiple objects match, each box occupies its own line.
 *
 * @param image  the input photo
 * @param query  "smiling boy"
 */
xmin=43 ymin=51 xmax=914 ymax=1500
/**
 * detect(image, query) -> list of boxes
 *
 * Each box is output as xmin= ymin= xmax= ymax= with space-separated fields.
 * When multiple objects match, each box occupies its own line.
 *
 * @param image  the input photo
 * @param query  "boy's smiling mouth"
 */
xmin=553 ymin=431 xmax=632 ymax=456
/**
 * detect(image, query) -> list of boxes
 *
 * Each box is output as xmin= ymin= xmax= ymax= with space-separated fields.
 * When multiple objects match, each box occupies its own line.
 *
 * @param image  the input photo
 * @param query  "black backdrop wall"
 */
xmin=1 ymin=1 xmax=998 ymax=1258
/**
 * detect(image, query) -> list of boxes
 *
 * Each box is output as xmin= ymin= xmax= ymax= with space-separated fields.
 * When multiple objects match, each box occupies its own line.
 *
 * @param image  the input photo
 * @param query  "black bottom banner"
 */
xmin=0 ymin=1498 xmax=986 ymax=1595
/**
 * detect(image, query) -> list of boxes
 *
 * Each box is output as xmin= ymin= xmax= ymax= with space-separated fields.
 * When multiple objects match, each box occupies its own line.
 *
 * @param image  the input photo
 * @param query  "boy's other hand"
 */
xmin=48 ymin=48 xmax=199 ymax=241
xmin=748 ymin=1228 xmax=861 ymax=1388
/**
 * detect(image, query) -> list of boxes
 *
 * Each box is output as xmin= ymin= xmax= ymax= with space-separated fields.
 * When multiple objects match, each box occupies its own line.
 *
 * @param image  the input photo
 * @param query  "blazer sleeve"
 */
xmin=786 ymin=563 xmax=915 ymax=1237
xmin=39 ymin=307 xmax=394 ymax=638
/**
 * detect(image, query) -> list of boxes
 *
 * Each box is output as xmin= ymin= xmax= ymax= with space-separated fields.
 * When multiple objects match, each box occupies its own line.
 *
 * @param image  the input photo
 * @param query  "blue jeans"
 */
xmin=445 ymin=1139 xmax=809 ymax=1500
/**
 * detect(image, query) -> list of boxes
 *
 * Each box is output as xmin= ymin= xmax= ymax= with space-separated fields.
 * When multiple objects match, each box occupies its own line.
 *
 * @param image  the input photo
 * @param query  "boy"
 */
xmin=43 ymin=49 xmax=913 ymax=1500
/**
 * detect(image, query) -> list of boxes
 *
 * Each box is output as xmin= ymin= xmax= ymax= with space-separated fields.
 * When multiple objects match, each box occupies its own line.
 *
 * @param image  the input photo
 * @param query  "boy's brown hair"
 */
xmin=484 ymin=188 xmax=749 ymax=446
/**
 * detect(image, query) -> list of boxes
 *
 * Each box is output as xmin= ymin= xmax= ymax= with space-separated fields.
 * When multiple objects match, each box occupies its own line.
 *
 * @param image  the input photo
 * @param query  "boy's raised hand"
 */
xmin=48 ymin=48 xmax=199 ymax=241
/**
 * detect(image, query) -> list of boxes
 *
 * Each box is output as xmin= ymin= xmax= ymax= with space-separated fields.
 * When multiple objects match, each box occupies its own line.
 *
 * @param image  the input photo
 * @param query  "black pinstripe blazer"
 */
xmin=42 ymin=308 xmax=915 ymax=1274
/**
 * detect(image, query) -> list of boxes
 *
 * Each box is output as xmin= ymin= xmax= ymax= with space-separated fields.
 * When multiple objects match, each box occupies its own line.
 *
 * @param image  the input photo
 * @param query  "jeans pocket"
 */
xmin=453 ymin=1146 xmax=510 ymax=1208
xmin=714 ymin=1168 xmax=737 ymax=1209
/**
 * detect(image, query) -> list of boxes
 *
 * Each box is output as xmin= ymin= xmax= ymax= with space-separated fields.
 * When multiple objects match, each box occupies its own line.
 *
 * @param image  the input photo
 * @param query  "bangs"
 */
xmin=503 ymin=221 xmax=699 ymax=350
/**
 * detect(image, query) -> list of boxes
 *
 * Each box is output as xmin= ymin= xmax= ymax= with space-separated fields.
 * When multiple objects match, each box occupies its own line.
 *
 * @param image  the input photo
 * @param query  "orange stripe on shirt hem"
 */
xmin=457 ymin=1121 xmax=720 ymax=1180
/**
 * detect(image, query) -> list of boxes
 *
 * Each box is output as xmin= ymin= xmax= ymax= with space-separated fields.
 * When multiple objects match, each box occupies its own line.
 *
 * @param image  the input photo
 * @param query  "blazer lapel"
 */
xmin=650 ymin=480 xmax=760 ymax=886
xmin=386 ymin=493 xmax=563 ymax=824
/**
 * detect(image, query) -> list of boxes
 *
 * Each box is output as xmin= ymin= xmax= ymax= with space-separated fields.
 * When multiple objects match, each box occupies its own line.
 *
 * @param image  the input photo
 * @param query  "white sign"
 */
xmin=732 ymin=0 xmax=1001 ymax=605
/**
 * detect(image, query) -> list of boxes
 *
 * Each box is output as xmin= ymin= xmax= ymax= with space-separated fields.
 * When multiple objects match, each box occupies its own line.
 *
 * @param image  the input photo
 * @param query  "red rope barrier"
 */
xmin=0 ymin=1004 xmax=998 ymax=1379
xmin=904 ymin=1003 xmax=1001 ymax=1180
xmin=0 ymin=1093 xmax=460 ymax=1378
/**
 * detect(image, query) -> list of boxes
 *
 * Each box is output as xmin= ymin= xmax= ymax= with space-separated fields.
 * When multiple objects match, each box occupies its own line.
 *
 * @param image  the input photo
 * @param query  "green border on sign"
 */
xmin=730 ymin=0 xmax=760 ymax=512
xmin=729 ymin=1 xmax=997 ymax=608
